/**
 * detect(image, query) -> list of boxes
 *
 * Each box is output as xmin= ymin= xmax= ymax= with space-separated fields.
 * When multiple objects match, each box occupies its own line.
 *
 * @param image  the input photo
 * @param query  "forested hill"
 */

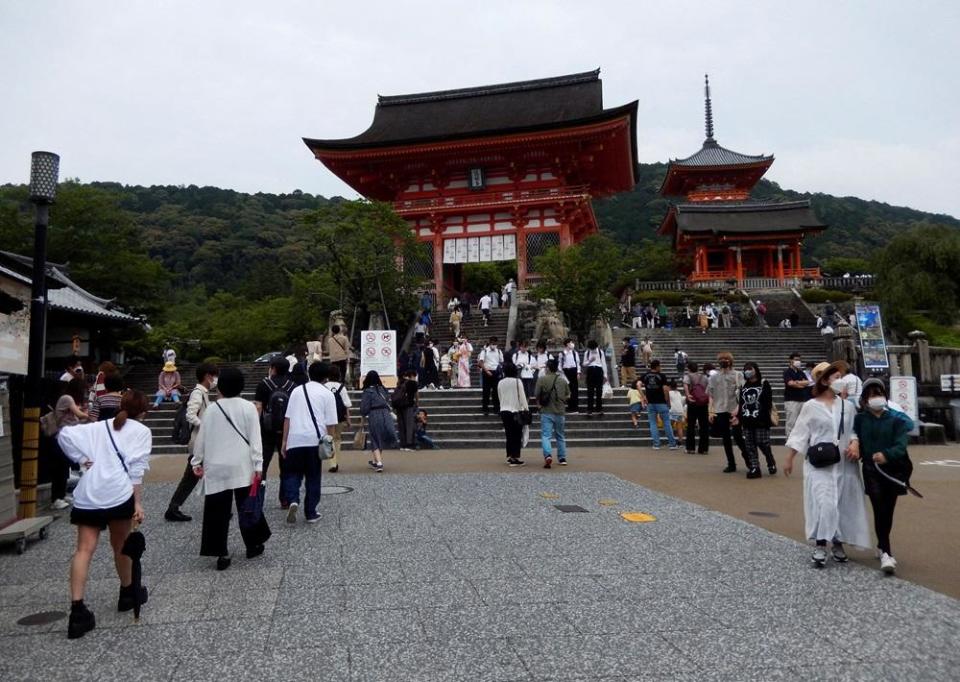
xmin=593 ymin=162 xmax=960 ymax=261
xmin=1 ymin=166 xmax=957 ymax=312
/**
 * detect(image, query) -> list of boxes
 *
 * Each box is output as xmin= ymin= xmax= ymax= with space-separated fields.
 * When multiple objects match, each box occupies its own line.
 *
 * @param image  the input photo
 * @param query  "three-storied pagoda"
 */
xmin=658 ymin=76 xmax=826 ymax=285
xmin=304 ymin=70 xmax=638 ymax=302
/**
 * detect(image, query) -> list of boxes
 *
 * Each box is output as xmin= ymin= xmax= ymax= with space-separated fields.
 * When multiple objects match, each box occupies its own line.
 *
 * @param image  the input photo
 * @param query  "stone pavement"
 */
xmin=0 ymin=473 xmax=958 ymax=681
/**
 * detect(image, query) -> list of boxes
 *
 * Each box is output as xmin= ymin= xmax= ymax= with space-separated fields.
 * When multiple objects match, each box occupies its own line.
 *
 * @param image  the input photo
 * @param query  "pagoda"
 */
xmin=304 ymin=69 xmax=638 ymax=302
xmin=658 ymin=76 xmax=826 ymax=285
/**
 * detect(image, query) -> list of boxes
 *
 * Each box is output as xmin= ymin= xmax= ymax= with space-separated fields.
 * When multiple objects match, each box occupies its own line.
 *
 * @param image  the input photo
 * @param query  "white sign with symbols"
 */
xmin=940 ymin=374 xmax=960 ymax=392
xmin=359 ymin=330 xmax=396 ymax=381
xmin=890 ymin=375 xmax=920 ymax=436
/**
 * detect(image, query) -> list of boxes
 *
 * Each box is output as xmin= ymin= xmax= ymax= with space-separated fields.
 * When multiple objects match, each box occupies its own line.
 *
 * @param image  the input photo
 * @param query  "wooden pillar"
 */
xmin=725 ymin=248 xmax=734 ymax=274
xmin=432 ymin=231 xmax=444 ymax=307
xmin=694 ymin=246 xmax=703 ymax=275
xmin=793 ymin=241 xmax=801 ymax=273
xmin=735 ymin=247 xmax=743 ymax=285
xmin=560 ymin=221 xmax=573 ymax=248
xmin=514 ymin=217 xmax=528 ymax=288
xmin=777 ymin=244 xmax=785 ymax=283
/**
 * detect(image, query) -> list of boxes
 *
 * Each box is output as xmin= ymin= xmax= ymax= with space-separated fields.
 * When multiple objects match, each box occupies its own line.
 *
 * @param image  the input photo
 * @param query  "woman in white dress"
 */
xmin=784 ymin=361 xmax=870 ymax=567
xmin=457 ymin=337 xmax=474 ymax=388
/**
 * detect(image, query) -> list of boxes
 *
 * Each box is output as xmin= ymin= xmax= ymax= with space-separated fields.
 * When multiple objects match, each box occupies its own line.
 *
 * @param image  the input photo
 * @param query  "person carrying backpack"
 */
xmin=165 ymin=362 xmax=219 ymax=522
xmin=254 ymin=358 xmax=295 ymax=508
xmin=320 ymin=364 xmax=352 ymax=473
xmin=683 ymin=361 xmax=710 ymax=455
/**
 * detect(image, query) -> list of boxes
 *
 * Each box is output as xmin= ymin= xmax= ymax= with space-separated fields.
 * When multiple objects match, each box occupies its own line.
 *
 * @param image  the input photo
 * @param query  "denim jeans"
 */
xmin=540 ymin=412 xmax=567 ymax=460
xmin=646 ymin=402 xmax=676 ymax=447
xmin=154 ymin=389 xmax=181 ymax=406
xmin=282 ymin=446 xmax=322 ymax=519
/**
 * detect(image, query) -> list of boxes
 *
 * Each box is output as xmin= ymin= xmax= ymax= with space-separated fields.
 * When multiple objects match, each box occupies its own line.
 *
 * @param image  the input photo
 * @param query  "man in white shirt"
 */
xmin=281 ymin=362 xmax=338 ymax=524
xmin=560 ymin=338 xmax=582 ymax=413
xmin=165 ymin=362 xmax=219 ymax=522
xmin=479 ymin=293 xmax=492 ymax=326
xmin=478 ymin=337 xmax=504 ymax=415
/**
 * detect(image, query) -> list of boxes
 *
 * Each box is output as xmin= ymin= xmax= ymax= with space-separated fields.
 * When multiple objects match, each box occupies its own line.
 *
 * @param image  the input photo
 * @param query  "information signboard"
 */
xmin=890 ymin=375 xmax=920 ymax=436
xmin=855 ymin=304 xmax=889 ymax=369
xmin=359 ymin=330 xmax=396 ymax=386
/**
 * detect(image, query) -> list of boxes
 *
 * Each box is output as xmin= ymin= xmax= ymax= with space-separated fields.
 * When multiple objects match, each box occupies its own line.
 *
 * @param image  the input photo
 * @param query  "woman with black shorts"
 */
xmin=57 ymin=390 xmax=152 ymax=639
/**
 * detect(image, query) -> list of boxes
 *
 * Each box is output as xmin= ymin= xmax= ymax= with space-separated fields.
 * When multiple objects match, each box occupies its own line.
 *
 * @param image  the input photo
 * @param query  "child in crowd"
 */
xmin=668 ymin=379 xmax=686 ymax=441
xmin=627 ymin=378 xmax=644 ymax=430
xmin=415 ymin=409 xmax=438 ymax=449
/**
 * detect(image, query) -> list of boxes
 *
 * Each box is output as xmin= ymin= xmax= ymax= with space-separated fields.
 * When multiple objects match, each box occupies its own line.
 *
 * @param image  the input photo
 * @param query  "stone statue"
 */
xmin=533 ymin=298 xmax=567 ymax=345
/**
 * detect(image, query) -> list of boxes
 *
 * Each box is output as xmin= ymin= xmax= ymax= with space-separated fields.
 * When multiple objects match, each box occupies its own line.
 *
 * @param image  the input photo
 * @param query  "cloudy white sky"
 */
xmin=2 ymin=1 xmax=958 ymax=218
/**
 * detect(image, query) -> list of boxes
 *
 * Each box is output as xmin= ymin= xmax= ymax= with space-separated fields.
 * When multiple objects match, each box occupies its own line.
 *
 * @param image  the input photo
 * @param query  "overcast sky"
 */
xmin=2 ymin=1 xmax=958 ymax=218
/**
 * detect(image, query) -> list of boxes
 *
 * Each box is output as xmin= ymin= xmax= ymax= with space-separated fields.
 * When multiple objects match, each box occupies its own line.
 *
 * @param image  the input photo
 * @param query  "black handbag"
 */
xmin=807 ymin=398 xmax=844 ymax=468
xmin=513 ymin=379 xmax=532 ymax=426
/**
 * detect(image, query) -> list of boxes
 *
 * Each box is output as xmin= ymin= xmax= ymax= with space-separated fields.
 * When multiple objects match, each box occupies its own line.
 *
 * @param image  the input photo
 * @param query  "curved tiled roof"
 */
xmin=674 ymin=200 xmax=826 ymax=234
xmin=671 ymin=139 xmax=772 ymax=167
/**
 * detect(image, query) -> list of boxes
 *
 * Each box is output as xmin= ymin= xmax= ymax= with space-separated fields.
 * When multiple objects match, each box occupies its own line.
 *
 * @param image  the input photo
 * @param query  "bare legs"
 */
xmin=69 ymin=520 xmax=133 ymax=601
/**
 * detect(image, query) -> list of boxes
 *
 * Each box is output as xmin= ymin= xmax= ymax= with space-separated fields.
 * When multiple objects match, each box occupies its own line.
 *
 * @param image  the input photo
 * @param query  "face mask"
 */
xmin=868 ymin=397 xmax=887 ymax=411
xmin=792 ymin=360 xmax=802 ymax=368
xmin=743 ymin=370 xmax=755 ymax=379
xmin=830 ymin=379 xmax=845 ymax=394
xmin=210 ymin=377 xmax=218 ymax=389
xmin=567 ymin=343 xmax=574 ymax=350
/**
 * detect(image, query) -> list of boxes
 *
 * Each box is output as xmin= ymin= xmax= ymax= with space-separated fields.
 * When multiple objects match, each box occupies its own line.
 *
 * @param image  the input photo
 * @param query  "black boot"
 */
xmin=118 ymin=584 xmax=149 ymax=612
xmin=746 ymin=467 xmax=762 ymax=479
xmin=68 ymin=601 xmax=96 ymax=639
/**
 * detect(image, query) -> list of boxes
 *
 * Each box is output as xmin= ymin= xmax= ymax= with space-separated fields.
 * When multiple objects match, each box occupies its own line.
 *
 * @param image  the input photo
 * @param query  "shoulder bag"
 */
xmin=513 ymin=378 xmax=533 ymax=426
xmin=303 ymin=384 xmax=335 ymax=460
xmin=806 ymin=398 xmax=843 ymax=468
xmin=104 ymin=421 xmax=129 ymax=473
xmin=766 ymin=381 xmax=780 ymax=426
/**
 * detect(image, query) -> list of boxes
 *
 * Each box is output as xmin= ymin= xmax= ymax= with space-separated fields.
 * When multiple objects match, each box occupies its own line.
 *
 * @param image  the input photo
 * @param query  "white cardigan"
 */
xmin=191 ymin=397 xmax=263 ymax=496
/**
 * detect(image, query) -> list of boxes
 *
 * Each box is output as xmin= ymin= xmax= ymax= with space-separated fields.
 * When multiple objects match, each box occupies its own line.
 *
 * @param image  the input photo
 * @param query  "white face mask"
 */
xmin=792 ymin=360 xmax=802 ymax=368
xmin=209 ymin=377 xmax=218 ymax=389
xmin=830 ymin=379 xmax=845 ymax=394
xmin=868 ymin=397 xmax=887 ymax=411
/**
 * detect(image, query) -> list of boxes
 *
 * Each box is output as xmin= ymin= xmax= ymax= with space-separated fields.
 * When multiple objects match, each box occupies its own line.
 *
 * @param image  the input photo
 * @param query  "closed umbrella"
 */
xmin=121 ymin=526 xmax=146 ymax=621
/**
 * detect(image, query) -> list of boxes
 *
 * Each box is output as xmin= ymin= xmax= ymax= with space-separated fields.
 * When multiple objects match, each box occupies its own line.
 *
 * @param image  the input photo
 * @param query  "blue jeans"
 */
xmin=282 ymin=446 xmax=322 ymax=519
xmin=154 ymin=389 xmax=181 ymax=406
xmin=647 ymin=403 xmax=677 ymax=447
xmin=416 ymin=430 xmax=436 ymax=449
xmin=540 ymin=412 xmax=567 ymax=460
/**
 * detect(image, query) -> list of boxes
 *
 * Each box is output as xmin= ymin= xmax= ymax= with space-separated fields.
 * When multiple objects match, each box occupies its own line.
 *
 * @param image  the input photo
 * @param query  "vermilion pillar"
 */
xmin=432 ymin=230 xmax=444 ymax=307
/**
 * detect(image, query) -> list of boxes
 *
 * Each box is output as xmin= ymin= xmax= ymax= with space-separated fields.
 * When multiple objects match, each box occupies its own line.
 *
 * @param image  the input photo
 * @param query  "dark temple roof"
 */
xmin=671 ymin=139 xmax=773 ymax=167
xmin=304 ymin=69 xmax=638 ymax=151
xmin=669 ymin=200 xmax=827 ymax=235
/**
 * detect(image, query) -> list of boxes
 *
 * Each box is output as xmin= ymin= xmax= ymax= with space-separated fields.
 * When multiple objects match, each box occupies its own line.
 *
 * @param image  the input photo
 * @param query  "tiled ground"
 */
xmin=0 ymin=473 xmax=957 ymax=681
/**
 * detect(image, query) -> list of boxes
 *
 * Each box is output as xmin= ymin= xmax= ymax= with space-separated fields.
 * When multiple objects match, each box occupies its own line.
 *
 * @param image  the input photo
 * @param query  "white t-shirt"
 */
xmin=479 ymin=294 xmax=492 ymax=310
xmin=58 ymin=419 xmax=152 ymax=510
xmin=285 ymin=382 xmax=338 ymax=449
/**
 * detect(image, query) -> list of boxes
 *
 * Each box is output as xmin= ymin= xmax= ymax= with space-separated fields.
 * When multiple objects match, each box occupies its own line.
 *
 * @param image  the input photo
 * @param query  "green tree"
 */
xmin=820 ymin=256 xmax=872 ymax=276
xmin=873 ymin=224 xmax=960 ymax=327
xmin=304 ymin=200 xmax=420 ymax=329
xmin=531 ymin=236 xmax=618 ymax=339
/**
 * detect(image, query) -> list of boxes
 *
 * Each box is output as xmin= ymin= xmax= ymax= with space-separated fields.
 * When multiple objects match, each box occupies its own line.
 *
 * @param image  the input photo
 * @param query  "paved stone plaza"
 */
xmin=0 ymin=472 xmax=957 ymax=681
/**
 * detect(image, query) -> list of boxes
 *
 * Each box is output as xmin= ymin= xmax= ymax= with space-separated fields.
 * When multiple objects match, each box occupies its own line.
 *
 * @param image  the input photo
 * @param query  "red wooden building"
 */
xmin=304 ymin=70 xmax=638 ymax=302
xmin=658 ymin=76 xmax=826 ymax=285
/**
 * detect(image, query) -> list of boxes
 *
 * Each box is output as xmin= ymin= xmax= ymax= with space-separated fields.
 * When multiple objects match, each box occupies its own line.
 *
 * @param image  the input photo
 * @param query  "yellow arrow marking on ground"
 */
xmin=539 ymin=492 xmax=560 ymax=499
xmin=598 ymin=499 xmax=619 ymax=506
xmin=620 ymin=512 xmax=657 ymax=523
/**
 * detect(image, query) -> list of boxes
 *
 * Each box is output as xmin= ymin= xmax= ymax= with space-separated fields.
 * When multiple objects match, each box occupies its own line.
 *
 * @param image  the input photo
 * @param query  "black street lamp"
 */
xmin=19 ymin=151 xmax=59 ymax=519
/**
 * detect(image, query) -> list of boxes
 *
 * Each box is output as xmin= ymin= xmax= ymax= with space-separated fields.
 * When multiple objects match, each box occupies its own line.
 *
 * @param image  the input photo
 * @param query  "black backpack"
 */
xmin=171 ymin=401 xmax=192 ymax=445
xmin=332 ymin=384 xmax=348 ymax=423
xmin=262 ymin=378 xmax=293 ymax=433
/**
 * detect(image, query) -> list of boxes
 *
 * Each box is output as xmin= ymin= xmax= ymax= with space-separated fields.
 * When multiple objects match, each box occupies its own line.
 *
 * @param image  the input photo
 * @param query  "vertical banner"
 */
xmin=478 ymin=236 xmax=492 ymax=261
xmin=491 ymin=235 xmax=504 ymax=261
xmin=503 ymin=234 xmax=517 ymax=260
xmin=0 ymin=276 xmax=31 ymax=375
xmin=455 ymin=238 xmax=468 ymax=263
xmin=467 ymin=237 xmax=480 ymax=263
xmin=360 ymin=330 xmax=397 ymax=386
xmin=855 ymin=304 xmax=889 ymax=369
xmin=889 ymin=375 xmax=920 ymax=436
xmin=443 ymin=239 xmax=457 ymax=264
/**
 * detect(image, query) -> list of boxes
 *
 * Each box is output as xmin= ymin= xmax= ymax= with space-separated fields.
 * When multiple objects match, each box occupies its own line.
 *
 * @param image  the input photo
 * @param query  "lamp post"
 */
xmin=19 ymin=151 xmax=59 ymax=519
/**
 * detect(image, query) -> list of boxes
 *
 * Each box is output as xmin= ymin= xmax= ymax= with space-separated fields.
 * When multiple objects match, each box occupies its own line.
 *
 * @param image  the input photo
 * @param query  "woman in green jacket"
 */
xmin=853 ymin=378 xmax=913 ymax=575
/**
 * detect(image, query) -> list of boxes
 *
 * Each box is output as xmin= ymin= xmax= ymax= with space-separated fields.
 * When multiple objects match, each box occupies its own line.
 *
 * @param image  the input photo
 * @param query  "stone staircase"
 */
xmin=124 ymin=326 xmax=828 ymax=456
xmin=425 ymin=307 xmax=510 ymax=385
xmin=749 ymin=291 xmax=816 ymax=327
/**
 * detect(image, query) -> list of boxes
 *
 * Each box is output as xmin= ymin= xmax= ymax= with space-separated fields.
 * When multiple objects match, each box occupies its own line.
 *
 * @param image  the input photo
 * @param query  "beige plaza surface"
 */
xmin=146 ymin=443 xmax=960 ymax=600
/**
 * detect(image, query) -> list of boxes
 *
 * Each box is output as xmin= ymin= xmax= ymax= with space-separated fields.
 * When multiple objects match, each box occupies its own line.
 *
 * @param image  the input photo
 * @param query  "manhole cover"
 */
xmin=554 ymin=505 xmax=588 ymax=513
xmin=321 ymin=485 xmax=354 ymax=495
xmin=748 ymin=511 xmax=779 ymax=518
xmin=18 ymin=611 xmax=66 ymax=626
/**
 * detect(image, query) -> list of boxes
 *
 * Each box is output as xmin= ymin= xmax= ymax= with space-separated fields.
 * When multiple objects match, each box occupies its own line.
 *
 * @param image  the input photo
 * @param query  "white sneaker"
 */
xmin=811 ymin=547 xmax=827 ymax=567
xmin=880 ymin=552 xmax=897 ymax=574
xmin=51 ymin=498 xmax=70 ymax=510
xmin=286 ymin=502 xmax=299 ymax=524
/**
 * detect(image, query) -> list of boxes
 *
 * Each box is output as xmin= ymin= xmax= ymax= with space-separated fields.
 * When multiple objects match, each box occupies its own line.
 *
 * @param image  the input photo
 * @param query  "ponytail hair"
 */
xmin=114 ymin=389 xmax=149 ymax=431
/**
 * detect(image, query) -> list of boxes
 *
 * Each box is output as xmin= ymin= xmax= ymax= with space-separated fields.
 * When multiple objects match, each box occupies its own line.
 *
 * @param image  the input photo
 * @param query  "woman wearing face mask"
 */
xmin=784 ymin=361 xmax=869 ymax=568
xmin=736 ymin=362 xmax=777 ymax=479
xmin=854 ymin=378 xmax=913 ymax=574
